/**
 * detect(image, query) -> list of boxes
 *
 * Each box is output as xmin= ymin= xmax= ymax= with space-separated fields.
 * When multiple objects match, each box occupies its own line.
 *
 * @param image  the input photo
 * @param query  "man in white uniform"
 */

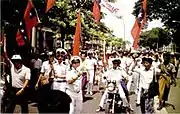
xmin=96 ymin=59 xmax=129 ymax=112
xmin=66 ymin=56 xmax=83 ymax=114
xmin=35 ymin=52 xmax=57 ymax=89
xmin=52 ymin=55 xmax=67 ymax=92
xmin=85 ymin=51 xmax=97 ymax=95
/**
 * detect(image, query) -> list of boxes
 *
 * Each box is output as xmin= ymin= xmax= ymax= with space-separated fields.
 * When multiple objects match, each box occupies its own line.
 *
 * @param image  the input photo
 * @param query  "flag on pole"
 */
xmin=45 ymin=0 xmax=55 ymax=13
xmin=93 ymin=0 xmax=100 ymax=23
xmin=73 ymin=11 xmax=81 ymax=56
xmin=131 ymin=0 xmax=147 ymax=49
xmin=24 ymin=0 xmax=38 ymax=42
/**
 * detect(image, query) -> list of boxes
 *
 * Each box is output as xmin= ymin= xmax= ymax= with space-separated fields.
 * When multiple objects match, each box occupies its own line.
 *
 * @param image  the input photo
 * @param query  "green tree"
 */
xmin=2 ymin=0 xmax=114 ymax=53
xmin=139 ymin=28 xmax=170 ymax=49
xmin=133 ymin=0 xmax=180 ymax=51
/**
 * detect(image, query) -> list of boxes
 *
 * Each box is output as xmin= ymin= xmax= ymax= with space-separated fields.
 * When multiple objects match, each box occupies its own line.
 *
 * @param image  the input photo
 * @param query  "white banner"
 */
xmin=100 ymin=0 xmax=121 ymax=17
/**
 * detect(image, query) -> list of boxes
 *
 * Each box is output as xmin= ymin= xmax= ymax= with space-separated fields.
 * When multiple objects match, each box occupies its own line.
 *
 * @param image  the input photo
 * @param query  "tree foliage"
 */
xmin=2 ymin=0 xmax=122 ymax=52
xmin=139 ymin=28 xmax=171 ymax=49
xmin=133 ymin=0 xmax=180 ymax=49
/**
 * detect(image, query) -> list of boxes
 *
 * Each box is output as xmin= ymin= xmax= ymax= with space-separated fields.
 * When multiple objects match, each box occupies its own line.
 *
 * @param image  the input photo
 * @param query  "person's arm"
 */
xmin=131 ymin=59 xmax=141 ymax=74
xmin=66 ymin=71 xmax=81 ymax=84
xmin=35 ymin=62 xmax=45 ymax=88
xmin=3 ymin=34 xmax=12 ymax=67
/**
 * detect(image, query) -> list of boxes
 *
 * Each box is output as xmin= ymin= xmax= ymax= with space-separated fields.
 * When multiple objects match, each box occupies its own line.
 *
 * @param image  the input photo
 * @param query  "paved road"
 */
xmin=14 ymin=85 xmax=167 ymax=114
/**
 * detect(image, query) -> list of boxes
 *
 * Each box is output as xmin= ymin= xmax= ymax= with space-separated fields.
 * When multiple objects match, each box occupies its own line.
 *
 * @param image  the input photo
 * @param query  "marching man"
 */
xmin=66 ymin=56 xmax=83 ymax=114
xmin=85 ymin=51 xmax=97 ymax=95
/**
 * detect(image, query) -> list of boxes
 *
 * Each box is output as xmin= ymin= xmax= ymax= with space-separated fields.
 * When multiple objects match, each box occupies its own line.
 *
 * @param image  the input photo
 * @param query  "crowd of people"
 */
xmin=1 ymin=46 xmax=180 ymax=114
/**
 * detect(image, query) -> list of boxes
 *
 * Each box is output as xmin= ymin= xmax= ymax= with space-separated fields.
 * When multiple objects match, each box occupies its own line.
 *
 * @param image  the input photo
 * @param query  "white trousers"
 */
xmin=51 ymin=81 xmax=67 ymax=92
xmin=99 ymin=84 xmax=127 ymax=108
xmin=128 ymin=72 xmax=140 ymax=93
xmin=88 ymin=69 xmax=95 ymax=83
xmin=127 ymin=75 xmax=132 ymax=91
xmin=66 ymin=90 xmax=83 ymax=114
xmin=137 ymin=76 xmax=142 ymax=104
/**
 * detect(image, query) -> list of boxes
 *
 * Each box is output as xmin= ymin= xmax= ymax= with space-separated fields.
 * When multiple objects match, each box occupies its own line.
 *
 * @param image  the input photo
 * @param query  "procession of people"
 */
xmin=1 ymin=40 xmax=180 ymax=114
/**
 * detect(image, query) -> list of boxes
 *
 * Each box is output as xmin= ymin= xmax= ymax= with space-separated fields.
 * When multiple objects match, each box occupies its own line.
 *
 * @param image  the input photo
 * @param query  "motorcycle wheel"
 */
xmin=105 ymin=102 xmax=111 ymax=114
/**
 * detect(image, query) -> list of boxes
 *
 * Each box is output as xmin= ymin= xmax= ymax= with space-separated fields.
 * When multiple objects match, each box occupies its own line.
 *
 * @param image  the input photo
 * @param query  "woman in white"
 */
xmin=66 ymin=56 xmax=83 ymax=114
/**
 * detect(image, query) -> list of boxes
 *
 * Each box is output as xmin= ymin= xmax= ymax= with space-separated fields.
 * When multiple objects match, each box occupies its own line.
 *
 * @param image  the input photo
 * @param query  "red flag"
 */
xmin=131 ymin=0 xmax=147 ymax=49
xmin=93 ymin=0 xmax=100 ymax=23
xmin=73 ymin=11 xmax=81 ymax=56
xmin=24 ymin=1 xmax=38 ymax=42
xmin=45 ymin=0 xmax=55 ymax=13
xmin=16 ymin=30 xmax=25 ymax=47
xmin=131 ymin=19 xmax=141 ymax=49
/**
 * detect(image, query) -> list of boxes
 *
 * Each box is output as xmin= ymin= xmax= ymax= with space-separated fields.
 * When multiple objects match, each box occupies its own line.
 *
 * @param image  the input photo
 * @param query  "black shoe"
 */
xmin=96 ymin=106 xmax=104 ymax=112
xmin=163 ymin=101 xmax=166 ymax=107
xmin=157 ymin=105 xmax=163 ymax=110
xmin=136 ymin=103 xmax=140 ymax=107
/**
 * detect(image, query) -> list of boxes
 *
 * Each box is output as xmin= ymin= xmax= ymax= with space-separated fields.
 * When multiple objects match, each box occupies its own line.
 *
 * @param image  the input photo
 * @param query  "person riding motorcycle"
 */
xmin=96 ymin=59 xmax=129 ymax=112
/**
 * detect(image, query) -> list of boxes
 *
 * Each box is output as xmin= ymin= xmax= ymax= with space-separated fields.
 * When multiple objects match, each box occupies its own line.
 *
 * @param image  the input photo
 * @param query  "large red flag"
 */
xmin=131 ymin=0 xmax=147 ymax=49
xmin=131 ymin=19 xmax=141 ymax=49
xmin=24 ymin=1 xmax=38 ymax=42
xmin=16 ymin=29 xmax=25 ymax=47
xmin=73 ymin=11 xmax=81 ymax=56
xmin=93 ymin=0 xmax=100 ymax=23
xmin=45 ymin=0 xmax=55 ymax=13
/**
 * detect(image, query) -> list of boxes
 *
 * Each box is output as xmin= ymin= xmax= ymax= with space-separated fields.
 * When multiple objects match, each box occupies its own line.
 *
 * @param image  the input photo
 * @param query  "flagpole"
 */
xmin=117 ymin=16 xmax=126 ymax=50
xmin=29 ymin=0 xmax=41 ymax=23
xmin=103 ymin=38 xmax=106 ymax=64
xmin=122 ymin=18 xmax=126 ymax=49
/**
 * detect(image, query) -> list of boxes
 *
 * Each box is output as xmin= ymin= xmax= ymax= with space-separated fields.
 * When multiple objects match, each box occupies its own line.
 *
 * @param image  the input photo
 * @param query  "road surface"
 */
xmin=14 ymin=85 xmax=168 ymax=114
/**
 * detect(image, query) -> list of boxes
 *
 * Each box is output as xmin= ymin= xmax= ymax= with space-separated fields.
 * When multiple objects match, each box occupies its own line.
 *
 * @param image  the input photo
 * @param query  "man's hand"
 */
xmin=16 ymin=89 xmax=24 ymax=96
xmin=35 ymin=84 xmax=39 ymax=90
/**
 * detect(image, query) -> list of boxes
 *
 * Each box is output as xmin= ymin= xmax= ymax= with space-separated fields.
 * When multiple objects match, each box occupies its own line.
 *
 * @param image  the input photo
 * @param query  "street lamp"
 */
xmin=117 ymin=16 xmax=126 ymax=49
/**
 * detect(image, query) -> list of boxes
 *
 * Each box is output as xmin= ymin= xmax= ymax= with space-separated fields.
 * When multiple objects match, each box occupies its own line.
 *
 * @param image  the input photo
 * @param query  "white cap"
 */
xmin=47 ymin=51 xmax=54 ymax=56
xmin=11 ymin=55 xmax=22 ymax=60
xmin=106 ymin=50 xmax=111 ymax=54
xmin=70 ymin=56 xmax=82 ymax=64
xmin=170 ymin=52 xmax=174 ymax=55
xmin=112 ymin=51 xmax=117 ymax=54
xmin=131 ymin=49 xmax=138 ymax=53
xmin=56 ymin=48 xmax=67 ymax=54
xmin=87 ymin=50 xmax=93 ymax=54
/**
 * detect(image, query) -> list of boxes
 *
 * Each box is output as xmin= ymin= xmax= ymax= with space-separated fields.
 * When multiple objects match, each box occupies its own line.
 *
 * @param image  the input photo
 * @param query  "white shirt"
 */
xmin=134 ymin=67 xmax=160 ymax=89
xmin=40 ymin=60 xmax=57 ymax=76
xmin=98 ymin=60 xmax=103 ymax=66
xmin=11 ymin=65 xmax=31 ymax=88
xmin=120 ymin=57 xmax=127 ymax=69
xmin=54 ymin=62 xmax=67 ymax=81
xmin=66 ymin=68 xmax=82 ymax=93
xmin=85 ymin=57 xmax=97 ymax=70
xmin=152 ymin=61 xmax=160 ymax=69
xmin=31 ymin=58 xmax=42 ymax=69
xmin=104 ymin=67 xmax=127 ymax=85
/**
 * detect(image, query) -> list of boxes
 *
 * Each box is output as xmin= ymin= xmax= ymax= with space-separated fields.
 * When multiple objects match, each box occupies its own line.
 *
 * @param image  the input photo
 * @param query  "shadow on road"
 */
xmin=83 ymin=97 xmax=94 ymax=102
xmin=165 ymin=103 xmax=175 ymax=110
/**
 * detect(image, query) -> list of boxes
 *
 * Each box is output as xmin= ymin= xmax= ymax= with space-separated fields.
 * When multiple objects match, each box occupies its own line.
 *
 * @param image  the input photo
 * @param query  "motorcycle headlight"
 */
xmin=107 ymin=83 xmax=115 ymax=91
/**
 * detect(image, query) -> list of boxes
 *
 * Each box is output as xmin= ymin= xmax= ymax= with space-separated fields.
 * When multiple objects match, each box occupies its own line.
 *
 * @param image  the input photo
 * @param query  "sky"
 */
xmin=100 ymin=0 xmax=164 ymax=45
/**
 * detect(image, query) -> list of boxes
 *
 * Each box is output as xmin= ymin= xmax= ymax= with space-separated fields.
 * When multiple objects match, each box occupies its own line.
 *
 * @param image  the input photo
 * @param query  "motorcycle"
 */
xmin=104 ymin=77 xmax=123 ymax=114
